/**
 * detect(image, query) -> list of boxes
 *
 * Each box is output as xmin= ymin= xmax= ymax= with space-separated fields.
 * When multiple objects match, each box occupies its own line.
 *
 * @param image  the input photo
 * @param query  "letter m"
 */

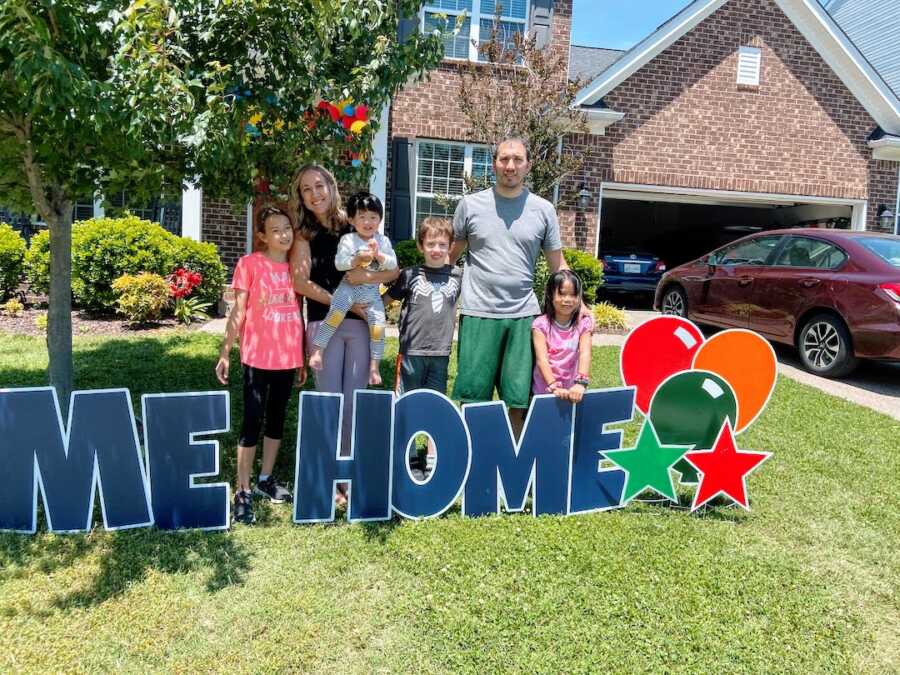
xmin=462 ymin=397 xmax=573 ymax=517
xmin=0 ymin=388 xmax=153 ymax=533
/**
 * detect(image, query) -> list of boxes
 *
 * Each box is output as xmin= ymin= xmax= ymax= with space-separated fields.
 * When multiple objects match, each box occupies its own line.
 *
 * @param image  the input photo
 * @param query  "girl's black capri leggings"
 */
xmin=239 ymin=366 xmax=295 ymax=447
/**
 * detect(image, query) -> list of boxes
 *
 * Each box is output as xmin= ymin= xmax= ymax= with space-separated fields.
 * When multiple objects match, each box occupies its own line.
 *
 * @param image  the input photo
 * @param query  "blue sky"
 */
xmin=571 ymin=0 xmax=693 ymax=50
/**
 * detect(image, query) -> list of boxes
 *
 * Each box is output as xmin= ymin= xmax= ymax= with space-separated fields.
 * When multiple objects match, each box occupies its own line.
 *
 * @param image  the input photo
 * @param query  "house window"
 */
xmin=73 ymin=200 xmax=96 ymax=222
xmin=107 ymin=192 xmax=183 ymax=235
xmin=422 ymin=0 xmax=529 ymax=62
xmin=414 ymin=140 xmax=495 ymax=229
xmin=737 ymin=46 xmax=762 ymax=86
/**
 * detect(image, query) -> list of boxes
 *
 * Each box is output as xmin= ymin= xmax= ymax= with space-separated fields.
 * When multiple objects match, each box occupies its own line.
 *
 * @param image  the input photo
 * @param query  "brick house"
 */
xmin=378 ymin=0 xmax=900 ymax=274
xmin=553 ymin=0 xmax=900 ymax=267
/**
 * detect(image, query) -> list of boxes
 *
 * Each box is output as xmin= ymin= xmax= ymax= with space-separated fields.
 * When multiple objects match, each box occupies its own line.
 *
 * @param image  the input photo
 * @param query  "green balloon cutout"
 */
xmin=648 ymin=370 xmax=738 ymax=484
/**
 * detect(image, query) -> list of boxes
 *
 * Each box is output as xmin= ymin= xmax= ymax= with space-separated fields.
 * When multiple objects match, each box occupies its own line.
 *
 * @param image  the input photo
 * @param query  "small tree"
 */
xmin=0 ymin=0 xmax=443 ymax=407
xmin=456 ymin=9 xmax=589 ymax=200
xmin=0 ymin=1 xmax=191 ymax=409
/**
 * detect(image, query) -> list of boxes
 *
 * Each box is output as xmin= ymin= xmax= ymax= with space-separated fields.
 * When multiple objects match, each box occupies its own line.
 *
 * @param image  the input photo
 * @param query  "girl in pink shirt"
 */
xmin=532 ymin=270 xmax=594 ymax=403
xmin=215 ymin=206 xmax=305 ymax=524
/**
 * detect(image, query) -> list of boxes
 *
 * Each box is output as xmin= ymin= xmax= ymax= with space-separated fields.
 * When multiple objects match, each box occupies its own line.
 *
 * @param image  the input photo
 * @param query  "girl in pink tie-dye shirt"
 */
xmin=532 ymin=270 xmax=594 ymax=403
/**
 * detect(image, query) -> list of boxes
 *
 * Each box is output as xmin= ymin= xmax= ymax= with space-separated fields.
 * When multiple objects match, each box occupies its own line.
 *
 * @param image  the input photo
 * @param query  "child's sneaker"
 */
xmin=254 ymin=475 xmax=293 ymax=503
xmin=234 ymin=490 xmax=254 ymax=524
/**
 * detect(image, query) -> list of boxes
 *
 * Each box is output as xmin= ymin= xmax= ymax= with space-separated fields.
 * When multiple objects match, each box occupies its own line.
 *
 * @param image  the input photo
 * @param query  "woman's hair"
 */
xmin=290 ymin=164 xmax=347 ymax=241
xmin=417 ymin=217 xmax=453 ymax=246
xmin=346 ymin=191 xmax=384 ymax=220
xmin=253 ymin=205 xmax=292 ymax=251
xmin=542 ymin=269 xmax=583 ymax=326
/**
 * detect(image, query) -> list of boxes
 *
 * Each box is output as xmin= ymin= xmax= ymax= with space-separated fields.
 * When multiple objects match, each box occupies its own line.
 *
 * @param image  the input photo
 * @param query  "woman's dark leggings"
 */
xmin=239 ymin=366 xmax=295 ymax=447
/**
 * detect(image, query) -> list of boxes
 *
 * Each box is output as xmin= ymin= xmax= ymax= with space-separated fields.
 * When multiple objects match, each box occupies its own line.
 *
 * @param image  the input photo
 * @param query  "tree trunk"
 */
xmin=47 ymin=204 xmax=73 ymax=414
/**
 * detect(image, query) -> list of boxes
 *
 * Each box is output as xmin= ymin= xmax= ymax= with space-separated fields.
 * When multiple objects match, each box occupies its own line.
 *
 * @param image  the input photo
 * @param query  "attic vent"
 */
xmin=737 ymin=46 xmax=762 ymax=86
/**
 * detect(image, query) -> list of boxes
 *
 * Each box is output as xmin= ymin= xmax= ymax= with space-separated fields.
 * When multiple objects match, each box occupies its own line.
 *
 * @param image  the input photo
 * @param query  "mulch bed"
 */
xmin=0 ymin=307 xmax=206 ymax=337
xmin=1 ymin=291 xmax=213 ymax=337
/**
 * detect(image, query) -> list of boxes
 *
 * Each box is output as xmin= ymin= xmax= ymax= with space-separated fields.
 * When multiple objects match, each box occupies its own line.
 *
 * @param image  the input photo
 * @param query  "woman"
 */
xmin=289 ymin=165 xmax=399 ymax=485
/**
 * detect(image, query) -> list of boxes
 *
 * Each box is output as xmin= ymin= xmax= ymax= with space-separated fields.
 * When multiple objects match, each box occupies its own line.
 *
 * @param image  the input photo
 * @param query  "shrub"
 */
xmin=3 ymin=297 xmax=24 ymax=317
xmin=593 ymin=301 xmax=628 ymax=332
xmin=532 ymin=248 xmax=604 ymax=303
xmin=170 ymin=237 xmax=226 ymax=307
xmin=24 ymin=229 xmax=50 ymax=294
xmin=25 ymin=216 xmax=225 ymax=312
xmin=112 ymin=273 xmax=170 ymax=323
xmin=0 ymin=222 xmax=27 ymax=298
xmin=34 ymin=313 xmax=47 ymax=331
xmin=394 ymin=239 xmax=424 ymax=268
xmin=72 ymin=216 xmax=178 ymax=311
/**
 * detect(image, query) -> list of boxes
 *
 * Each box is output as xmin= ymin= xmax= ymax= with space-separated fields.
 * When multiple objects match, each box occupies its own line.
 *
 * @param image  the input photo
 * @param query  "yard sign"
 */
xmin=0 ymin=318 xmax=775 ymax=533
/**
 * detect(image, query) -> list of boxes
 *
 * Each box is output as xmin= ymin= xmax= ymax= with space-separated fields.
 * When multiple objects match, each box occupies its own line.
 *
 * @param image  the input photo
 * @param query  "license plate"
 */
xmin=624 ymin=263 xmax=642 ymax=274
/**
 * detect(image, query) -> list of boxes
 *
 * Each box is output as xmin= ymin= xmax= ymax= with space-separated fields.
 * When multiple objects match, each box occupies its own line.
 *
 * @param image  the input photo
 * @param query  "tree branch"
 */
xmin=17 ymin=115 xmax=55 ymax=223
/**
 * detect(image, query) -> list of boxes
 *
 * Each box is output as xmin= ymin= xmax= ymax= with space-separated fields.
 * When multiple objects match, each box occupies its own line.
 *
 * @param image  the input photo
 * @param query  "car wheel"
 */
xmin=661 ymin=286 xmax=688 ymax=317
xmin=798 ymin=313 xmax=858 ymax=378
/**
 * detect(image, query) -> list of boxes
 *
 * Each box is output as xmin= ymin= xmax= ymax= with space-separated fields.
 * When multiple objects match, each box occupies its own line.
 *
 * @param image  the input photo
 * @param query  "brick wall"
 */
xmin=201 ymin=198 xmax=247 ymax=277
xmin=385 ymin=0 xmax=574 ymax=232
xmin=557 ymin=0 xmax=899 ymax=249
xmin=869 ymin=160 xmax=900 ymax=233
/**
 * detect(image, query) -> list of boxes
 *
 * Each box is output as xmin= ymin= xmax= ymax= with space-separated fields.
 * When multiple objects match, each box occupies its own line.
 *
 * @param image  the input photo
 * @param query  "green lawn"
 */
xmin=0 ymin=331 xmax=897 ymax=672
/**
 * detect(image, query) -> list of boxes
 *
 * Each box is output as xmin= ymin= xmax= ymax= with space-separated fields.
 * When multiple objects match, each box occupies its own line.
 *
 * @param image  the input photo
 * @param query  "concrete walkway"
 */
xmin=201 ymin=310 xmax=900 ymax=422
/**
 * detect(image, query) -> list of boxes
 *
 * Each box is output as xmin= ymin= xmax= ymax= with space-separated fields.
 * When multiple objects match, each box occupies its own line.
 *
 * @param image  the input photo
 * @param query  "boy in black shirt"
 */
xmin=386 ymin=217 xmax=462 ymax=477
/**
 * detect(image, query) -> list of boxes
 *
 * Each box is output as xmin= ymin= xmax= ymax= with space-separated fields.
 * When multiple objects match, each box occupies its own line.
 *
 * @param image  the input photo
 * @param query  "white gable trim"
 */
xmin=869 ymin=135 xmax=900 ymax=161
xmin=585 ymin=108 xmax=626 ymax=135
xmin=574 ymin=0 xmax=900 ymax=136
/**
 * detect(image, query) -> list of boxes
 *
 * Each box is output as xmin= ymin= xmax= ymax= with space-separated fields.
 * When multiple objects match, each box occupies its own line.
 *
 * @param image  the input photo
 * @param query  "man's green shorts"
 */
xmin=452 ymin=314 xmax=534 ymax=409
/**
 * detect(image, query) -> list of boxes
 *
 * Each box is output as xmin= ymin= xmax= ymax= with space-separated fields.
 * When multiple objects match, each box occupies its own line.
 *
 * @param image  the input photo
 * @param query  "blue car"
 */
xmin=600 ymin=250 xmax=667 ymax=295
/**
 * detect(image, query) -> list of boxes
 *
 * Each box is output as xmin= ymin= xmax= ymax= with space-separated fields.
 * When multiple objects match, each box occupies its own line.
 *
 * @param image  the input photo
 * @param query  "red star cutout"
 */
xmin=683 ymin=420 xmax=771 ymax=512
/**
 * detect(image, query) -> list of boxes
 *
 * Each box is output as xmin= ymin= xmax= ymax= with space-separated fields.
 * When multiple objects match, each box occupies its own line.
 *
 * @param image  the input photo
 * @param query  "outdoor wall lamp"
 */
xmin=877 ymin=204 xmax=895 ymax=231
xmin=577 ymin=183 xmax=591 ymax=209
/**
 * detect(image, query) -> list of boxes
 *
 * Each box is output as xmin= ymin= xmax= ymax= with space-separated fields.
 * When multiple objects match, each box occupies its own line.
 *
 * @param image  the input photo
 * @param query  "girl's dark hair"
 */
xmin=253 ymin=205 xmax=292 ymax=251
xmin=346 ymin=191 xmax=384 ymax=220
xmin=255 ymin=206 xmax=291 ymax=234
xmin=542 ymin=269 xmax=583 ymax=326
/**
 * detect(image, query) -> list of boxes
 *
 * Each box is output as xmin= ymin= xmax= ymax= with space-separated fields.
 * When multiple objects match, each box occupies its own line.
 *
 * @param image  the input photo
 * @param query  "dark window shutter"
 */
xmin=530 ymin=0 xmax=553 ymax=49
xmin=398 ymin=10 xmax=418 ymax=43
xmin=390 ymin=137 xmax=413 ymax=241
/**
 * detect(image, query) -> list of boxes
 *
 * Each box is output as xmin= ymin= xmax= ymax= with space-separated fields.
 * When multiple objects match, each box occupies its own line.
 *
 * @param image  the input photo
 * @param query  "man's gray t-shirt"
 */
xmin=453 ymin=187 xmax=562 ymax=318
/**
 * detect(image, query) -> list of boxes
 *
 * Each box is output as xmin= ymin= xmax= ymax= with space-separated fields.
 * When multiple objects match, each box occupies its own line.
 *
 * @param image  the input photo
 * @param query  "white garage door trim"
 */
xmin=595 ymin=182 xmax=868 ymax=256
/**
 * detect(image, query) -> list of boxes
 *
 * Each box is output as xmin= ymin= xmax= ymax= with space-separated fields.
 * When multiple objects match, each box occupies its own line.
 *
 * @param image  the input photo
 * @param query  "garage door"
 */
xmin=596 ymin=183 xmax=863 ymax=269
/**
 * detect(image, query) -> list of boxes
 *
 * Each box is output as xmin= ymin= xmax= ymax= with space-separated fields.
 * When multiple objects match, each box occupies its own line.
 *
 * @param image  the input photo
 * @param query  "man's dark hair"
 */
xmin=493 ymin=136 xmax=531 ymax=162
xmin=346 ymin=191 xmax=384 ymax=219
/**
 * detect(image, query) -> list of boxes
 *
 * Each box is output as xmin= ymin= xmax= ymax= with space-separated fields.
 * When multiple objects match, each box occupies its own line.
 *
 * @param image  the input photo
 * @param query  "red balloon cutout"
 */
xmin=620 ymin=316 xmax=705 ymax=414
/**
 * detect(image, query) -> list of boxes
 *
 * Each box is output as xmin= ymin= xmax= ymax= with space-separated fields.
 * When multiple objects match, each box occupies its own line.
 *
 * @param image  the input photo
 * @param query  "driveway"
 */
xmin=595 ymin=310 xmax=900 ymax=422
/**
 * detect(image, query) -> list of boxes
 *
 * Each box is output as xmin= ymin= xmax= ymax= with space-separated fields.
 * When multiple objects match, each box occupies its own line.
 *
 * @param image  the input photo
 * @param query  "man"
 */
xmin=450 ymin=136 xmax=569 ymax=432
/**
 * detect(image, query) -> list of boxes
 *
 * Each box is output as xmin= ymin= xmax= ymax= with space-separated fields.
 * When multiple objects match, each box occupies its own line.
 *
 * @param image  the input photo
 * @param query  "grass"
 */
xmin=0 ymin=330 xmax=898 ymax=672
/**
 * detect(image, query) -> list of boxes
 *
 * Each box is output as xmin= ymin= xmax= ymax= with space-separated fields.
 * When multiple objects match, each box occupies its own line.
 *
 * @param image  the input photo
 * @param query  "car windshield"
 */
xmin=858 ymin=237 xmax=900 ymax=268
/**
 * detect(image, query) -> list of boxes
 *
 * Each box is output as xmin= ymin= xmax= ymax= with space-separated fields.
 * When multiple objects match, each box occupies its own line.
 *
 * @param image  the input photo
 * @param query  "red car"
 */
xmin=654 ymin=228 xmax=900 ymax=377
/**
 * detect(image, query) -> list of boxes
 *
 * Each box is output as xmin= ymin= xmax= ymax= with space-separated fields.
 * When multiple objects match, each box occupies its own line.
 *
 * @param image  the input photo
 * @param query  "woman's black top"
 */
xmin=306 ymin=225 xmax=363 ymax=323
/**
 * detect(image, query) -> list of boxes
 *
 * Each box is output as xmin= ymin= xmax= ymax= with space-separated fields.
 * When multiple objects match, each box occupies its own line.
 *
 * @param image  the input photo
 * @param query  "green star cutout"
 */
xmin=605 ymin=419 xmax=692 ymax=504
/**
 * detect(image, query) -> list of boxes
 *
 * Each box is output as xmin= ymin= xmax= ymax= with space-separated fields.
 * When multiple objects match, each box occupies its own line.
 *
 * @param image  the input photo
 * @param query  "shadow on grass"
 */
xmin=359 ymin=517 xmax=402 ymax=543
xmin=0 ymin=527 xmax=252 ymax=618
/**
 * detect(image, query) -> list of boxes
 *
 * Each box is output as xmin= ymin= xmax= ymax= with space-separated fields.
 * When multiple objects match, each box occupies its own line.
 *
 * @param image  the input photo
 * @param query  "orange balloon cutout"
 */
xmin=691 ymin=329 xmax=777 ymax=433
